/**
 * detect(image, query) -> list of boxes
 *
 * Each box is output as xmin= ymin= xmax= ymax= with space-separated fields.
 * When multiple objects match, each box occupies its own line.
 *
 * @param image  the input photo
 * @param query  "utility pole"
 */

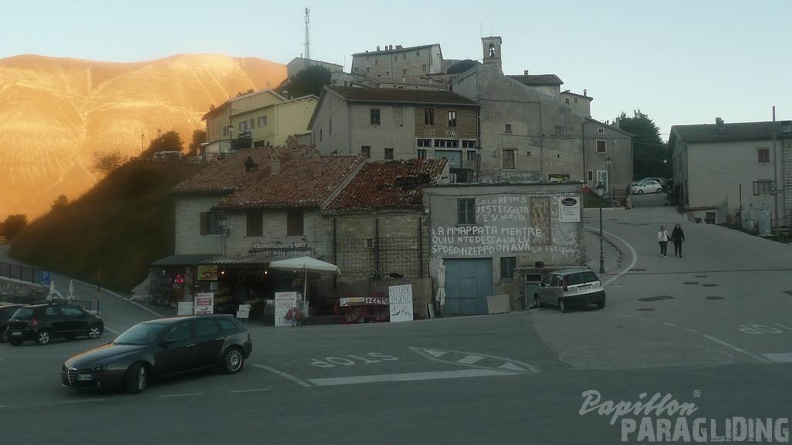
xmin=304 ymin=8 xmax=311 ymax=60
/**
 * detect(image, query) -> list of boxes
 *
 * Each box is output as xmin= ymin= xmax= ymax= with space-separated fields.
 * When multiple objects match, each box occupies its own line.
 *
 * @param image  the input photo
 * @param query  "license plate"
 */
xmin=577 ymin=285 xmax=592 ymax=292
xmin=77 ymin=374 xmax=93 ymax=381
xmin=11 ymin=331 xmax=21 ymax=336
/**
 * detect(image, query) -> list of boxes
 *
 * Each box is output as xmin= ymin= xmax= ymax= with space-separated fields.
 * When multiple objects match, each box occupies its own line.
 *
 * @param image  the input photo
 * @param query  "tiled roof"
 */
xmin=217 ymin=155 xmax=366 ymax=209
xmin=325 ymin=158 xmax=448 ymax=212
xmin=171 ymin=145 xmax=320 ymax=195
xmin=671 ymin=121 xmax=792 ymax=144
xmin=508 ymin=74 xmax=564 ymax=86
xmin=328 ymin=87 xmax=478 ymax=106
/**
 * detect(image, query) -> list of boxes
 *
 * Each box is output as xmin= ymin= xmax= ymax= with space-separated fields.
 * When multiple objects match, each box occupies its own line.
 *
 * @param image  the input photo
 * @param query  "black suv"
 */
xmin=0 ymin=303 xmax=25 ymax=342
xmin=6 ymin=301 xmax=104 ymax=346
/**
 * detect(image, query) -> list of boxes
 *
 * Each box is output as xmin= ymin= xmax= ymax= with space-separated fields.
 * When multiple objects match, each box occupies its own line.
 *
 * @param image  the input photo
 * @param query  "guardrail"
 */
xmin=0 ymin=262 xmax=43 ymax=283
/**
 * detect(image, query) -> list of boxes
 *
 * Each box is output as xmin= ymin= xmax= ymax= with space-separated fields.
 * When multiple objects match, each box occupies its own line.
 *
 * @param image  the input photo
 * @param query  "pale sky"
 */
xmin=2 ymin=0 xmax=790 ymax=139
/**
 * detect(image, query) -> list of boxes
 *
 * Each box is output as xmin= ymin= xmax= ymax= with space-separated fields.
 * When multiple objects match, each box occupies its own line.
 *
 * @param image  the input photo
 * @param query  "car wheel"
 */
xmin=221 ymin=347 xmax=245 ymax=374
xmin=9 ymin=339 xmax=23 ymax=346
xmin=0 ymin=328 xmax=8 ymax=343
xmin=88 ymin=324 xmax=103 ymax=339
xmin=125 ymin=363 xmax=148 ymax=394
xmin=35 ymin=329 xmax=51 ymax=345
xmin=656 ymin=188 xmax=663 ymax=194
xmin=534 ymin=294 xmax=543 ymax=308
xmin=597 ymin=300 xmax=606 ymax=309
xmin=558 ymin=299 xmax=568 ymax=313
xmin=637 ymin=190 xmax=644 ymax=195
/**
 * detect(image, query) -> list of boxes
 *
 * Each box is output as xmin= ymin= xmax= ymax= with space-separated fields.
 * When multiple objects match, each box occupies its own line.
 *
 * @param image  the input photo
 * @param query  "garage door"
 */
xmin=443 ymin=258 xmax=493 ymax=315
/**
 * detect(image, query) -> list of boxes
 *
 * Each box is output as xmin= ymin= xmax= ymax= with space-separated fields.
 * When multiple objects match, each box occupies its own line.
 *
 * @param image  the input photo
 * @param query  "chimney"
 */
xmin=583 ymin=89 xmax=587 ymax=97
xmin=376 ymin=46 xmax=380 ymax=51
xmin=524 ymin=69 xmax=529 ymax=75
xmin=270 ymin=153 xmax=280 ymax=175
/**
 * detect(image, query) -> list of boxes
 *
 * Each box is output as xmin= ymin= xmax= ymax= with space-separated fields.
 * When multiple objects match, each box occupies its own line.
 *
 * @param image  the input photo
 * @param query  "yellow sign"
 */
xmin=197 ymin=265 xmax=218 ymax=281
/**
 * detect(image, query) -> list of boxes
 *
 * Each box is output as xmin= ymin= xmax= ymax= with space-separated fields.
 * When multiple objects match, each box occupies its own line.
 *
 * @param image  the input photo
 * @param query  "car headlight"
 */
xmin=88 ymin=365 xmax=106 ymax=372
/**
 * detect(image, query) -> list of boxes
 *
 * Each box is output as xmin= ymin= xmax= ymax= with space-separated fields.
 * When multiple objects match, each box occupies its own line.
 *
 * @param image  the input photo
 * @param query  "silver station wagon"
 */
xmin=533 ymin=268 xmax=606 ymax=313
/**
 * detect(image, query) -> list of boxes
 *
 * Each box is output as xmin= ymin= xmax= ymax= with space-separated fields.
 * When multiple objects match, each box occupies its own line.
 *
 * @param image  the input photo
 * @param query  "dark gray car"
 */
xmin=533 ymin=268 xmax=606 ymax=313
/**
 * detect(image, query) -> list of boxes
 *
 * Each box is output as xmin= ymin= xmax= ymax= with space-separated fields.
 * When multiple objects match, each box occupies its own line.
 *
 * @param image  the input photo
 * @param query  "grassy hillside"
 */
xmin=9 ymin=161 xmax=206 ymax=292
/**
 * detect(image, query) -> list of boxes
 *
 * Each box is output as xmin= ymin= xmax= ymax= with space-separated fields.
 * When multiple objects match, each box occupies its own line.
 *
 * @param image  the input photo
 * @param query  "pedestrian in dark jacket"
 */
xmin=671 ymin=223 xmax=685 ymax=257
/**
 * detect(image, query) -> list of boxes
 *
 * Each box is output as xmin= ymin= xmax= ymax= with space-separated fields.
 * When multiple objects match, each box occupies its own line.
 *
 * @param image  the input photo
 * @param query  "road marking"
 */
xmin=157 ymin=393 xmax=204 ymax=398
xmin=457 ymin=355 xmax=485 ymax=365
xmin=307 ymin=369 xmax=515 ymax=386
xmin=762 ymin=353 xmax=792 ymax=363
xmin=230 ymin=388 xmax=271 ymax=393
xmin=702 ymin=335 xmax=771 ymax=363
xmin=105 ymin=327 xmax=119 ymax=335
xmin=60 ymin=399 xmax=106 ymax=404
xmin=584 ymin=227 xmax=637 ymax=285
xmin=420 ymin=349 xmax=447 ymax=358
xmin=664 ymin=322 xmax=678 ymax=327
xmin=686 ymin=328 xmax=699 ymax=333
xmin=253 ymin=364 xmax=312 ymax=387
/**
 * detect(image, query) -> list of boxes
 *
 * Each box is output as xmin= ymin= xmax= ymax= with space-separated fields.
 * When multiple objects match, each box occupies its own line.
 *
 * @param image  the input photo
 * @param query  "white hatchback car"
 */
xmin=631 ymin=180 xmax=664 ymax=194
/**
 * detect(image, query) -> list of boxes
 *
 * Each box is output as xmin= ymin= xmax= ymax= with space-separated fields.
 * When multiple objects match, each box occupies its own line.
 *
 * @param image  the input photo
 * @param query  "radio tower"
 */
xmin=304 ymin=7 xmax=311 ymax=60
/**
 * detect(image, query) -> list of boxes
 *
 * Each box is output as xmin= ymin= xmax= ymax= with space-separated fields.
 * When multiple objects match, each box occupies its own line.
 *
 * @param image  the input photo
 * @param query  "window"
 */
xmin=361 ymin=146 xmax=371 ymax=158
xmin=329 ymin=119 xmax=332 ymax=136
xmin=753 ymin=180 xmax=774 ymax=195
xmin=402 ymin=54 xmax=406 ymax=60
xmin=374 ymin=60 xmax=378 ymax=66
xmin=223 ymin=126 xmax=229 ymax=136
xmin=596 ymin=140 xmax=607 ymax=154
xmin=488 ymin=43 xmax=496 ymax=58
xmin=457 ymin=198 xmax=476 ymax=225
xmin=587 ymin=170 xmax=594 ymax=181
xmin=385 ymin=148 xmax=394 ymax=160
xmin=257 ymin=116 xmax=267 ymax=127
xmin=287 ymin=210 xmax=304 ymax=236
xmin=417 ymin=149 xmax=427 ymax=159
xmin=246 ymin=210 xmax=263 ymax=237
xmin=402 ymin=68 xmax=407 ymax=76
xmin=249 ymin=118 xmax=255 ymax=129
xmin=192 ymin=318 xmax=220 ymax=338
xmin=164 ymin=322 xmax=191 ymax=343
xmin=758 ymin=148 xmax=770 ymax=163
xmin=462 ymin=140 xmax=477 ymax=148
xmin=370 ymin=109 xmax=381 ymax=125
xmin=574 ymin=97 xmax=579 ymax=103
xmin=417 ymin=138 xmax=432 ymax=147
xmin=503 ymin=149 xmax=516 ymax=169
xmin=422 ymin=64 xmax=427 ymax=72
xmin=467 ymin=150 xmax=478 ymax=161
xmin=448 ymin=111 xmax=457 ymax=128
xmin=564 ymin=97 xmax=570 ymax=105
xmin=500 ymin=257 xmax=516 ymax=279
xmin=598 ymin=127 xmax=605 ymax=134
xmin=505 ymin=124 xmax=512 ymax=133
xmin=434 ymin=139 xmax=459 ymax=148
xmin=319 ymin=128 xmax=323 ymax=142
xmin=200 ymin=211 xmax=223 ymax=235
xmin=424 ymin=108 xmax=434 ymax=125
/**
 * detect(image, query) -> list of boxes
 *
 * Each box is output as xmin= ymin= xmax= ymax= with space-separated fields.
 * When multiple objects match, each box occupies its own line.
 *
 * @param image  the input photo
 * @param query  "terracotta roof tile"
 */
xmin=325 ymin=158 xmax=448 ymax=212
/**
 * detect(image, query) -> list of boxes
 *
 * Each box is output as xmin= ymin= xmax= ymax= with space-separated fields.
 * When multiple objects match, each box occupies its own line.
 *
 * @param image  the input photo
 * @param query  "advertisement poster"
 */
xmin=193 ymin=292 xmax=214 ymax=315
xmin=197 ymin=265 xmax=218 ymax=281
xmin=559 ymin=197 xmax=581 ymax=223
xmin=388 ymin=284 xmax=414 ymax=323
xmin=274 ymin=292 xmax=298 ymax=327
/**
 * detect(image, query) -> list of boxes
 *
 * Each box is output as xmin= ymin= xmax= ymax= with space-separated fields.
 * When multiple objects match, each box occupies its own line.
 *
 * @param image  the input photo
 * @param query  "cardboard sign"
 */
xmin=389 ymin=284 xmax=414 ymax=323
xmin=193 ymin=292 xmax=214 ymax=315
xmin=274 ymin=292 xmax=298 ymax=327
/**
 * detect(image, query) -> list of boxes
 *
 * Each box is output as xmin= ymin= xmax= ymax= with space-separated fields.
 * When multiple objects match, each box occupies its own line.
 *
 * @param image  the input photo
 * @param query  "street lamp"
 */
xmin=606 ymin=156 xmax=612 ymax=204
xmin=596 ymin=182 xmax=605 ymax=274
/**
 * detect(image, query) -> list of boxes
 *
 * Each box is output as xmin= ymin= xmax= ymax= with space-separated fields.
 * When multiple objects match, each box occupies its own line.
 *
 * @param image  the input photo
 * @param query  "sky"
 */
xmin=2 ymin=0 xmax=790 ymax=140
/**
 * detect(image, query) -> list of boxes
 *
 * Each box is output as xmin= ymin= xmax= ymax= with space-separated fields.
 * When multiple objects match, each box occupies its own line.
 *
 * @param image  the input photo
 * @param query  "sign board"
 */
xmin=274 ymin=292 xmax=298 ymax=327
xmin=236 ymin=304 xmax=251 ymax=320
xmin=177 ymin=301 xmax=194 ymax=316
xmin=388 ymin=284 xmax=414 ymax=323
xmin=197 ymin=265 xmax=218 ymax=281
xmin=559 ymin=197 xmax=581 ymax=223
xmin=193 ymin=292 xmax=214 ymax=315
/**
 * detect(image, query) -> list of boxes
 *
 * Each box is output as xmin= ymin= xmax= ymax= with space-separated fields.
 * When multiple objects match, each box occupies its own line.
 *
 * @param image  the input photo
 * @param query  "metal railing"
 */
xmin=0 ymin=262 xmax=43 ymax=283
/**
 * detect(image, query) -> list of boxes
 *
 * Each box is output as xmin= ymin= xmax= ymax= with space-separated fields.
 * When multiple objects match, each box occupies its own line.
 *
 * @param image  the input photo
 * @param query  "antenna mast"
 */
xmin=304 ymin=7 xmax=311 ymax=60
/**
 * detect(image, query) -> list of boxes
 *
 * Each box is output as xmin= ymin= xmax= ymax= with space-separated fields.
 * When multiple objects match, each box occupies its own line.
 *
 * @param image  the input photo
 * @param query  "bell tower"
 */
xmin=482 ymin=36 xmax=503 ymax=73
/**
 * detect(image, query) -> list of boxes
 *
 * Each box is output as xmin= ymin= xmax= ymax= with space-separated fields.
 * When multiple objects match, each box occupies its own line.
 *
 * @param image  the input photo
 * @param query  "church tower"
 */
xmin=482 ymin=36 xmax=503 ymax=73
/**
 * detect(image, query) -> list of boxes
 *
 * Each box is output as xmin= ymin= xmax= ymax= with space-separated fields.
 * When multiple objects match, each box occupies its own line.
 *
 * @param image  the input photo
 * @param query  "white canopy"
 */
xmin=268 ymin=257 xmax=340 ymax=301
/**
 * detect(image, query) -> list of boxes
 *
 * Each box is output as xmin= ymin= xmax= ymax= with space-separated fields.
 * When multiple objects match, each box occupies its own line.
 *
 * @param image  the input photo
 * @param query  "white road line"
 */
xmin=702 ymin=335 xmax=771 ymax=364
xmin=664 ymin=322 xmax=678 ymax=327
xmin=585 ymin=227 xmax=637 ymax=285
xmin=762 ymin=353 xmax=792 ymax=363
xmin=686 ymin=328 xmax=699 ymax=333
xmin=60 ymin=399 xmax=106 ymax=404
xmin=230 ymin=388 xmax=271 ymax=393
xmin=252 ymin=364 xmax=312 ymax=387
xmin=105 ymin=327 xmax=120 ymax=335
xmin=157 ymin=393 xmax=204 ymax=398
xmin=307 ymin=369 xmax=515 ymax=386
xmin=457 ymin=355 xmax=485 ymax=365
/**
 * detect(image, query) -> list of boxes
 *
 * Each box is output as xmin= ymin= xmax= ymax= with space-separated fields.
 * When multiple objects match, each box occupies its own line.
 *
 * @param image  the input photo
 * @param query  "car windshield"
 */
xmin=11 ymin=308 xmax=34 ymax=320
xmin=113 ymin=322 xmax=169 ymax=345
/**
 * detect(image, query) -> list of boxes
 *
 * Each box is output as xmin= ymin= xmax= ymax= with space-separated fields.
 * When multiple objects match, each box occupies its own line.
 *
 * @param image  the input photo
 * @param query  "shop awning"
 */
xmin=150 ymin=254 xmax=219 ymax=267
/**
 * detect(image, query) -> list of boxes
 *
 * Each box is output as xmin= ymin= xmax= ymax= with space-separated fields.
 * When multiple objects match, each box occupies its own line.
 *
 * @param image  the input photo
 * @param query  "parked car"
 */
xmin=61 ymin=314 xmax=252 ymax=394
xmin=0 ymin=303 xmax=25 ymax=342
xmin=631 ymin=180 xmax=664 ymax=195
xmin=533 ymin=268 xmax=606 ymax=313
xmin=6 ymin=301 xmax=104 ymax=346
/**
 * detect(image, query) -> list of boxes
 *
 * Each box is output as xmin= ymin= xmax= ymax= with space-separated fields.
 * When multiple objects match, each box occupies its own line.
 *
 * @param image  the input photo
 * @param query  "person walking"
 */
xmin=671 ymin=223 xmax=685 ymax=257
xmin=657 ymin=225 xmax=671 ymax=258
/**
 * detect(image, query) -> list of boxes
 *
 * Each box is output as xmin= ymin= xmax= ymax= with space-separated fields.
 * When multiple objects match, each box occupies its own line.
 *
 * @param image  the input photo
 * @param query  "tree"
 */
xmin=615 ymin=111 xmax=668 ymax=180
xmin=142 ymin=130 xmax=184 ymax=159
xmin=92 ymin=151 xmax=124 ymax=175
xmin=0 ymin=214 xmax=28 ymax=241
xmin=277 ymin=65 xmax=332 ymax=99
xmin=188 ymin=129 xmax=206 ymax=156
xmin=51 ymin=195 xmax=69 ymax=212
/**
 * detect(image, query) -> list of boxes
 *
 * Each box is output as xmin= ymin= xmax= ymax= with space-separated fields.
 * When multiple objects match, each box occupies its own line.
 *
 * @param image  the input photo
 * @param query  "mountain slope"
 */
xmin=0 ymin=54 xmax=286 ymax=219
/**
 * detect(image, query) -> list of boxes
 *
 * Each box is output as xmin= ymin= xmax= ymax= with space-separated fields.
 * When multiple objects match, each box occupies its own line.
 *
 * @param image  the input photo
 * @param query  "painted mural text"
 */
xmin=476 ymin=196 xmax=530 ymax=222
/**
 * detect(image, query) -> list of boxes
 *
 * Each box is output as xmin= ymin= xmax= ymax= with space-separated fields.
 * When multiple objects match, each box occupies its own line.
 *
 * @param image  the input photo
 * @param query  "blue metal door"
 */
xmin=444 ymin=258 xmax=492 ymax=315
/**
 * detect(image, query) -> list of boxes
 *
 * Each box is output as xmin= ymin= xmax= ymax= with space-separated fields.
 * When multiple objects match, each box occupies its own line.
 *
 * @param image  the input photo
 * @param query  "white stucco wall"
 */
xmin=174 ymin=195 xmax=225 ymax=255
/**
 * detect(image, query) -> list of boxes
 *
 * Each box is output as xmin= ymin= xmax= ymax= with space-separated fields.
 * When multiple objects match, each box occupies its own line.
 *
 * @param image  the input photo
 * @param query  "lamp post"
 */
xmin=606 ymin=156 xmax=612 ymax=204
xmin=596 ymin=182 xmax=605 ymax=274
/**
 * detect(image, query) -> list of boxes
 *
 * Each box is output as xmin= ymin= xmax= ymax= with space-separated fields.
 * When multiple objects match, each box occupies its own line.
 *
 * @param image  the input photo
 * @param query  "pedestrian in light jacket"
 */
xmin=671 ymin=223 xmax=685 ymax=258
xmin=657 ymin=225 xmax=670 ymax=258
